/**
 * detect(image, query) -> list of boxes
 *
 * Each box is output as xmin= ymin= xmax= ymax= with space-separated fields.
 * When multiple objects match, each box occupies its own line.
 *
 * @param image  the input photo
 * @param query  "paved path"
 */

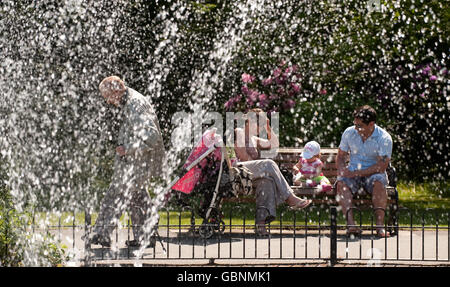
xmin=49 ymin=227 xmax=450 ymax=266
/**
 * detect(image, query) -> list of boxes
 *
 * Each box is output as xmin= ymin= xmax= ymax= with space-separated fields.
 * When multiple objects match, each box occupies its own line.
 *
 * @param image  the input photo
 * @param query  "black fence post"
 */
xmin=330 ymin=206 xmax=338 ymax=266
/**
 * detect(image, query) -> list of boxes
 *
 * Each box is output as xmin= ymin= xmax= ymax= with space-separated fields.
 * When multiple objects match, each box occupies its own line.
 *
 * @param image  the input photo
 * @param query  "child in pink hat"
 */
xmin=292 ymin=141 xmax=332 ymax=192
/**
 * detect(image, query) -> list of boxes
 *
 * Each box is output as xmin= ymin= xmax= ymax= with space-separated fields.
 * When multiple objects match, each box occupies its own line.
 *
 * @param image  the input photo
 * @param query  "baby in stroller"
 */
xmin=170 ymin=128 xmax=236 ymax=238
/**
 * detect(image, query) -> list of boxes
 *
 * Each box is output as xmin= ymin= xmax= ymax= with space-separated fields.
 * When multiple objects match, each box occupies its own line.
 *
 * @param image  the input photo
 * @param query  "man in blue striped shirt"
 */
xmin=336 ymin=105 xmax=393 ymax=238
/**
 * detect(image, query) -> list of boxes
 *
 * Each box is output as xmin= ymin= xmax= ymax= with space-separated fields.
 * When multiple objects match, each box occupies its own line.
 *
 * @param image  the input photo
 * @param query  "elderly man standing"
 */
xmin=88 ymin=76 xmax=165 ymax=247
xmin=336 ymin=105 xmax=393 ymax=238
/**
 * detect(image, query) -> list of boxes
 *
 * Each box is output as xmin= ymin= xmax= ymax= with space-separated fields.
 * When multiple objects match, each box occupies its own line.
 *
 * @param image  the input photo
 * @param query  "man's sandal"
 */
xmin=376 ymin=228 xmax=390 ymax=238
xmin=346 ymin=227 xmax=362 ymax=237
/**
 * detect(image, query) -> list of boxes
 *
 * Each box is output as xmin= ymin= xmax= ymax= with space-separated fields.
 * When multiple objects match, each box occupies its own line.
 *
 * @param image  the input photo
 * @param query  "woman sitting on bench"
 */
xmin=233 ymin=108 xmax=311 ymax=236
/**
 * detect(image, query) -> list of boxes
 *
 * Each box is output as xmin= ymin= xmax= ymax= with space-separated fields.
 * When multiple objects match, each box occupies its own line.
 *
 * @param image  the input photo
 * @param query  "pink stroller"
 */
xmin=168 ymin=128 xmax=235 ymax=238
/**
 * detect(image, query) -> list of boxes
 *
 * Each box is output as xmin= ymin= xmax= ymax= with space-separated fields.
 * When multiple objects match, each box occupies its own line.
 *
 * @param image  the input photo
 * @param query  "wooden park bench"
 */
xmin=273 ymin=147 xmax=399 ymax=234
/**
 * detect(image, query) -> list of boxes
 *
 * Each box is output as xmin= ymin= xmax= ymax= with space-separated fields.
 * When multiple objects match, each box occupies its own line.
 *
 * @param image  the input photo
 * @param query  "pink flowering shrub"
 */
xmin=225 ymin=62 xmax=303 ymax=112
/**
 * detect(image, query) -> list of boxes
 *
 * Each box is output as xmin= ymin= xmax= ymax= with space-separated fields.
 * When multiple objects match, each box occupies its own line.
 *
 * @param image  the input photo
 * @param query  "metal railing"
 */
xmin=9 ymin=207 xmax=450 ymax=266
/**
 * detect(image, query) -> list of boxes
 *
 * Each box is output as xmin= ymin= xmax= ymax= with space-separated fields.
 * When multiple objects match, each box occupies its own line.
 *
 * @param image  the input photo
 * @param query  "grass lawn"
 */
xmin=397 ymin=181 xmax=450 ymax=210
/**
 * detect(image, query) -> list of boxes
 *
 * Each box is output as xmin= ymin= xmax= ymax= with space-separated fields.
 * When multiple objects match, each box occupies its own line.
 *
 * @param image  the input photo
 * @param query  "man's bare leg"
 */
xmin=372 ymin=181 xmax=389 ymax=237
xmin=336 ymin=182 xmax=358 ymax=232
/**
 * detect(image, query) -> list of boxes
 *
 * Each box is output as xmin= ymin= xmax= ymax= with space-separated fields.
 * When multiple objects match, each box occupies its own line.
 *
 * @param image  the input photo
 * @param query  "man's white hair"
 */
xmin=99 ymin=76 xmax=126 ymax=95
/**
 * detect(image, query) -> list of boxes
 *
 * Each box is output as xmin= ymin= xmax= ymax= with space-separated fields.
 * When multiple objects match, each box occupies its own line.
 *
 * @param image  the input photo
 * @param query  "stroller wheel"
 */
xmin=198 ymin=221 xmax=215 ymax=239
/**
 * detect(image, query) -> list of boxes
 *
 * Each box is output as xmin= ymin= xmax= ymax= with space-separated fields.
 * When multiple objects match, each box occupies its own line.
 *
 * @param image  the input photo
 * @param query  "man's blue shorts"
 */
xmin=335 ymin=173 xmax=388 ymax=195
